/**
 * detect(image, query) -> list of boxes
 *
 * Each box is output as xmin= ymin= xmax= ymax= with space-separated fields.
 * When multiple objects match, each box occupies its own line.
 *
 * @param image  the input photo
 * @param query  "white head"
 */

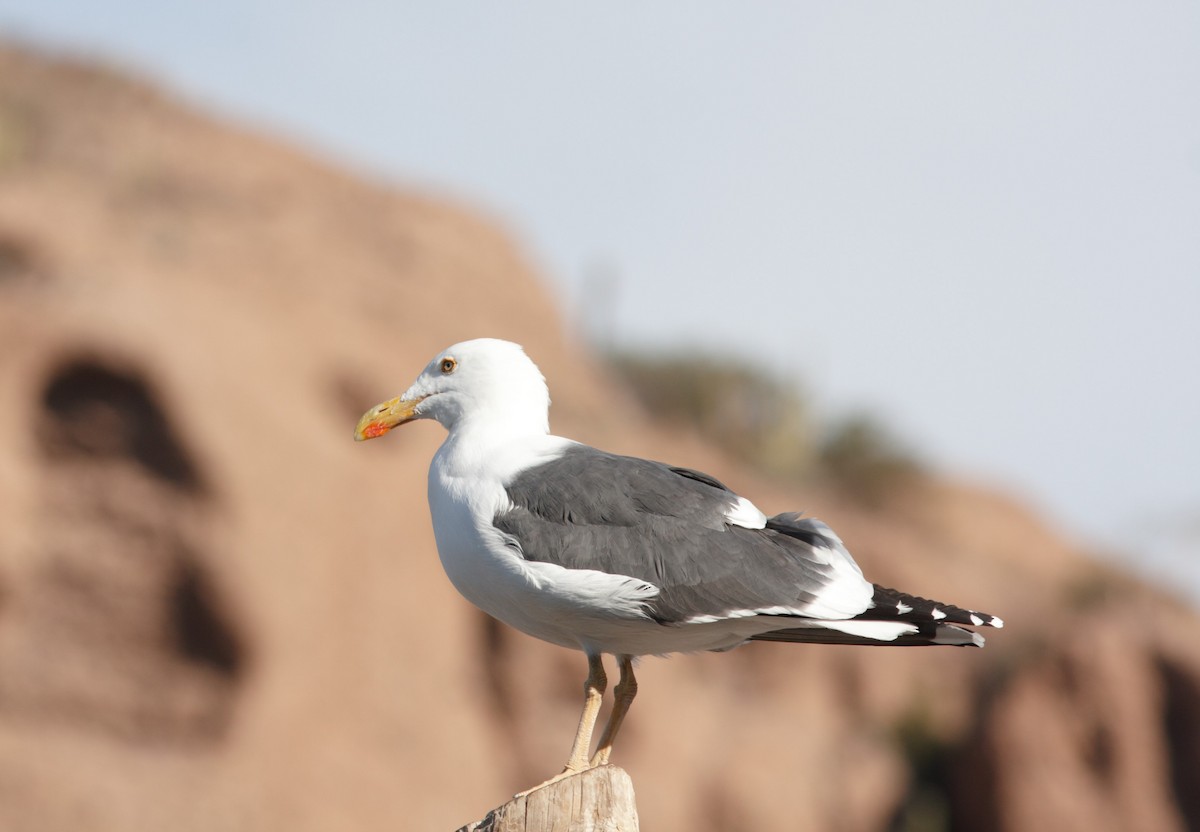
xmin=354 ymin=338 xmax=551 ymax=441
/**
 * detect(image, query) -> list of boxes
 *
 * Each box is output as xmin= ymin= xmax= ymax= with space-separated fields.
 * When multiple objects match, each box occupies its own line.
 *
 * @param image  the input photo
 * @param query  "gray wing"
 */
xmin=492 ymin=445 xmax=868 ymax=623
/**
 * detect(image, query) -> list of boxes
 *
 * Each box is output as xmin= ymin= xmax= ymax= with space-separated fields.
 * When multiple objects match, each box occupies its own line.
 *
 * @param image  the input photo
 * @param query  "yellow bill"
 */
xmin=354 ymin=395 xmax=426 ymax=441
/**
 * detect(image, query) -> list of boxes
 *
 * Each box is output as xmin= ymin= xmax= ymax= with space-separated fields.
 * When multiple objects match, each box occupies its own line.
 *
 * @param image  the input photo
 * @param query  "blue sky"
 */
xmin=3 ymin=3 xmax=1199 ymax=594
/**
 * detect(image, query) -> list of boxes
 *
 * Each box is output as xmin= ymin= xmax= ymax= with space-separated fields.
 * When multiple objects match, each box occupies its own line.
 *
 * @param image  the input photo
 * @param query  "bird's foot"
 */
xmin=513 ymin=763 xmax=594 ymax=798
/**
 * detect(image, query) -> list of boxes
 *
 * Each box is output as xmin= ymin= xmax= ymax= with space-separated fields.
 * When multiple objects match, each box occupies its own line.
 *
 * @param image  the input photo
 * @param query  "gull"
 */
xmin=355 ymin=338 xmax=1002 ymax=786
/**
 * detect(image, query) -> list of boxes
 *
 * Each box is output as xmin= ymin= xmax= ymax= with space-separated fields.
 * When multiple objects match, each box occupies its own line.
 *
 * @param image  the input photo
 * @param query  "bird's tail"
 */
xmin=750 ymin=585 xmax=1003 ymax=648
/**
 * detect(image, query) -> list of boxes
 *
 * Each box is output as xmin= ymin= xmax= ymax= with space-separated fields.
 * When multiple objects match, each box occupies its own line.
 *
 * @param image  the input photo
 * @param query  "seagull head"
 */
xmin=354 ymin=338 xmax=551 ymax=441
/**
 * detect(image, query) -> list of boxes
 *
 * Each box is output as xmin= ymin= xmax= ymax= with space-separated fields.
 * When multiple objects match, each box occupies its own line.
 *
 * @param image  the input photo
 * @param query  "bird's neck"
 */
xmin=437 ymin=412 xmax=547 ymax=467
xmin=432 ymin=420 xmax=571 ymax=508
xmin=450 ymin=403 xmax=548 ymax=441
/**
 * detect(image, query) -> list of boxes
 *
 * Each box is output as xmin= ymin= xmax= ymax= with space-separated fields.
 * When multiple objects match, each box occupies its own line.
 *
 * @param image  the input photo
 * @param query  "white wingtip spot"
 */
xmin=970 ymin=614 xmax=984 ymax=626
xmin=931 ymin=607 xmax=946 ymax=620
xmin=990 ymin=616 xmax=1005 ymax=628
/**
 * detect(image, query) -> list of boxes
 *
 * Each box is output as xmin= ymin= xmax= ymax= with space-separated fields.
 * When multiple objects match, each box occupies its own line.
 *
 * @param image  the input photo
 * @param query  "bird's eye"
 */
xmin=440 ymin=357 xmax=457 ymax=374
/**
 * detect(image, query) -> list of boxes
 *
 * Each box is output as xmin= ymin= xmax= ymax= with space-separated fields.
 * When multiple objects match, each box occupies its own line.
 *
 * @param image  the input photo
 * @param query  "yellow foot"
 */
xmin=513 ymin=764 xmax=594 ymax=798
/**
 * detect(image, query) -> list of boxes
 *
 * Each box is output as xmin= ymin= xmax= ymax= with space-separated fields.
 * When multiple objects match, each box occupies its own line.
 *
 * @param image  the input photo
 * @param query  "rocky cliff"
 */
xmin=1 ymin=43 xmax=1197 ymax=831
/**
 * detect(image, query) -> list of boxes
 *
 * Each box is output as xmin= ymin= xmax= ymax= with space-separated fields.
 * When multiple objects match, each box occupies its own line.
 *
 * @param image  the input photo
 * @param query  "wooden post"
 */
xmin=455 ymin=765 xmax=640 ymax=832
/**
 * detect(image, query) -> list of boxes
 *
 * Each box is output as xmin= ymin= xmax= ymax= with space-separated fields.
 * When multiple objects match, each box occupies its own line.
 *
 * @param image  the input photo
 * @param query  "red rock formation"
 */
xmin=1 ymin=42 xmax=1197 ymax=831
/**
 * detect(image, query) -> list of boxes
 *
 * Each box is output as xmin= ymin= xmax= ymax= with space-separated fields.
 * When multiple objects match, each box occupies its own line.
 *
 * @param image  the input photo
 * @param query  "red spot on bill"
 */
xmin=361 ymin=421 xmax=391 ymax=439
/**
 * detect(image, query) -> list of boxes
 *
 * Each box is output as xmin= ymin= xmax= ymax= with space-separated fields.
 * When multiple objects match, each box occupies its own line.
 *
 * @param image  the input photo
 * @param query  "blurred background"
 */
xmin=0 ymin=4 xmax=1198 ymax=831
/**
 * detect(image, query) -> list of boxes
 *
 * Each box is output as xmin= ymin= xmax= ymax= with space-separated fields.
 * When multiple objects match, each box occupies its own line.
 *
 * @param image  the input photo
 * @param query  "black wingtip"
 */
xmin=869 ymin=585 xmax=1003 ymax=630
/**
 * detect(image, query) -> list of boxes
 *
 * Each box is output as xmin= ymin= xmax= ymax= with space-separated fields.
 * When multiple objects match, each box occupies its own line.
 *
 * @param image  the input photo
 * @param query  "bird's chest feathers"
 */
xmin=429 ymin=464 xmax=515 ymax=580
xmin=427 ymin=435 xmax=570 ymax=609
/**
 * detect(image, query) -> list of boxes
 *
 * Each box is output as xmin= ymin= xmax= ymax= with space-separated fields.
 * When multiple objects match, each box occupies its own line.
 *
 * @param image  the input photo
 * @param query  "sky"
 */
xmin=2 ymin=3 xmax=1198 ymax=595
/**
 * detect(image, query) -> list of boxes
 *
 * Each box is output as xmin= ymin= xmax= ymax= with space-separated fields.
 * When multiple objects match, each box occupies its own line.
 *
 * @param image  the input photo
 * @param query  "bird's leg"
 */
xmin=515 ymin=653 xmax=607 ymax=796
xmin=565 ymin=652 xmax=607 ymax=772
xmin=590 ymin=654 xmax=637 ymax=767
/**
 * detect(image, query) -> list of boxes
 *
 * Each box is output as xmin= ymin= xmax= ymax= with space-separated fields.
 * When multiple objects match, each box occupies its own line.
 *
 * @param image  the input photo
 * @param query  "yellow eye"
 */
xmin=440 ymin=357 xmax=457 ymax=374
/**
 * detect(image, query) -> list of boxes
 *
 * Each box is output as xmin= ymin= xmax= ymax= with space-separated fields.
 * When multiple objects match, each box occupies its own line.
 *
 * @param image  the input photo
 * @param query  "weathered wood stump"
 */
xmin=455 ymin=765 xmax=640 ymax=832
